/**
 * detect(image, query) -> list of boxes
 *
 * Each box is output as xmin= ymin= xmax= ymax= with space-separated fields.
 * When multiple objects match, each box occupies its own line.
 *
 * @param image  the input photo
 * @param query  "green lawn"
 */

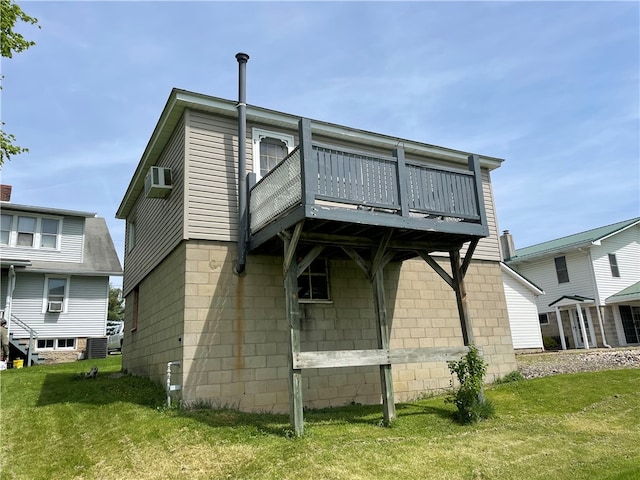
xmin=1 ymin=357 xmax=639 ymax=480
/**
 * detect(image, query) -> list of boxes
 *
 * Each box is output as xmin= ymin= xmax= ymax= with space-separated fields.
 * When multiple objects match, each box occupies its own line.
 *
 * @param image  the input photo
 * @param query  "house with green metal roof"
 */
xmin=502 ymin=217 xmax=640 ymax=350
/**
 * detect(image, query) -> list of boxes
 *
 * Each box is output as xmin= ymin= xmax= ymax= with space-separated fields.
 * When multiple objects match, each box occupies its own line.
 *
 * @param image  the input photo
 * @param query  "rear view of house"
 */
xmin=0 ymin=185 xmax=122 ymax=364
xmin=117 ymin=57 xmax=518 ymax=433
xmin=503 ymin=218 xmax=640 ymax=350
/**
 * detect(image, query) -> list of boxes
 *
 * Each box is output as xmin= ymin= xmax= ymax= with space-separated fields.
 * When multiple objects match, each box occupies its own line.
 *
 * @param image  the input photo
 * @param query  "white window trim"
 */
xmin=0 ymin=213 xmax=62 ymax=250
xmin=251 ymin=127 xmax=295 ymax=181
xmin=37 ymin=337 xmax=77 ymax=351
xmin=43 ymin=275 xmax=70 ymax=314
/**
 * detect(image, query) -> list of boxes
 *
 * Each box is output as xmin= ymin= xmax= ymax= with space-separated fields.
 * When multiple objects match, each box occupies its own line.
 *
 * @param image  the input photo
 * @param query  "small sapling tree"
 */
xmin=446 ymin=344 xmax=494 ymax=424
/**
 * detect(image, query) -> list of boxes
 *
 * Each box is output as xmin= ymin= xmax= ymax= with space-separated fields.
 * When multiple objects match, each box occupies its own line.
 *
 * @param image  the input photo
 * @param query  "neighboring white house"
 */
xmin=0 ymin=185 xmax=123 ymax=364
xmin=502 ymin=218 xmax=640 ymax=350
xmin=500 ymin=262 xmax=544 ymax=351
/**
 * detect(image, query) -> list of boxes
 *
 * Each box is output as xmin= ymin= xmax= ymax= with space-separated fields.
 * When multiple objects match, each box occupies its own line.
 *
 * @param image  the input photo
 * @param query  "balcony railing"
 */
xmin=248 ymin=119 xmax=488 ymax=249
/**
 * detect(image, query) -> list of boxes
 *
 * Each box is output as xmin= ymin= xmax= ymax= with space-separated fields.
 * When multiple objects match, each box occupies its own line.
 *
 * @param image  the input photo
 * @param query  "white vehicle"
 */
xmin=106 ymin=321 xmax=124 ymax=352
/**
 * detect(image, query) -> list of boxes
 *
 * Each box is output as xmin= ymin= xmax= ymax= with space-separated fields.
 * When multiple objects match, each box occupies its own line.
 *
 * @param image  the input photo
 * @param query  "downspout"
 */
xmin=6 ymin=265 xmax=16 ymax=328
xmin=235 ymin=52 xmax=250 ymax=275
xmin=587 ymin=249 xmax=611 ymax=348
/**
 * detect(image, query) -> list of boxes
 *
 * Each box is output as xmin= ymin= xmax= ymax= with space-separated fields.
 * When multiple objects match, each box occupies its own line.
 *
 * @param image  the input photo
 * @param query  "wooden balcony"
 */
xmin=247 ymin=119 xmax=488 ymax=259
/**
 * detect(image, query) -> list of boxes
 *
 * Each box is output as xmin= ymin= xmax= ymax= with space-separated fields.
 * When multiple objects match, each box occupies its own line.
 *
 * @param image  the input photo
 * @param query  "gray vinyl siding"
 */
xmin=591 ymin=225 xmax=640 ymax=302
xmin=474 ymin=170 xmax=501 ymax=262
xmin=183 ymin=109 xmax=501 ymax=261
xmin=123 ymin=115 xmax=186 ymax=295
xmin=185 ymin=109 xmax=242 ymax=241
xmin=9 ymin=273 xmax=108 ymax=339
xmin=0 ymin=214 xmax=84 ymax=263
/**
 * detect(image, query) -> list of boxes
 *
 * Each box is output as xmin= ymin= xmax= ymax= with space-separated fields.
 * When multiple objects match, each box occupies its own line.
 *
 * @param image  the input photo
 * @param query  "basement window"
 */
xmin=37 ymin=338 xmax=76 ymax=350
xmin=298 ymin=258 xmax=330 ymax=302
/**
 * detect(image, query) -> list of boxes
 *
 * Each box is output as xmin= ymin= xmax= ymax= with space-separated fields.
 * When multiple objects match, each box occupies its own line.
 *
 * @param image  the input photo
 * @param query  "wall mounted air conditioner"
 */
xmin=48 ymin=301 xmax=63 ymax=313
xmin=144 ymin=166 xmax=173 ymax=198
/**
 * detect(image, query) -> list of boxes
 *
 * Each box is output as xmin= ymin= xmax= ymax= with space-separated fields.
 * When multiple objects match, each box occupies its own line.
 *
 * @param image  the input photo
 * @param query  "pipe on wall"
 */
xmin=235 ymin=52 xmax=250 ymax=274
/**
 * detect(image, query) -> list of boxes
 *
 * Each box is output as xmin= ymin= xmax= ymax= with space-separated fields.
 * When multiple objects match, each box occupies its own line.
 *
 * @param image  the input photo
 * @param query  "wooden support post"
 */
xmin=372 ymin=262 xmax=396 ymax=425
xmin=450 ymin=248 xmax=475 ymax=346
xmin=282 ymin=234 xmax=304 ymax=436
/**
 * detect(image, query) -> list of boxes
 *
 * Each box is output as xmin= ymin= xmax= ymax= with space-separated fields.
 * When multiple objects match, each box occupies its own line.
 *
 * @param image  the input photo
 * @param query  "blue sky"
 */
xmin=2 ymin=1 xmax=638 ymax=287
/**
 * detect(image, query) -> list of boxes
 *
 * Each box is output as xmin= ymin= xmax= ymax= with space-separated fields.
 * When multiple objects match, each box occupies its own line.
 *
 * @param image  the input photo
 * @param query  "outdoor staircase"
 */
xmin=6 ymin=314 xmax=45 ymax=367
xmin=9 ymin=333 xmax=45 ymax=366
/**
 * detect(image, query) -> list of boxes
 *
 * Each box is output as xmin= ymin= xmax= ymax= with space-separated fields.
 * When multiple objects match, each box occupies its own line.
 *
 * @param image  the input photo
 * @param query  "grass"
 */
xmin=1 ymin=357 xmax=639 ymax=480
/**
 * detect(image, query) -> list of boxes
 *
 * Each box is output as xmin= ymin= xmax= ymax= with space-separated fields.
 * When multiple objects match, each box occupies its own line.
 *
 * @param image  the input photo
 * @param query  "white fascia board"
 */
xmin=606 ymin=293 xmax=640 ymax=304
xmin=593 ymin=220 xmax=640 ymax=245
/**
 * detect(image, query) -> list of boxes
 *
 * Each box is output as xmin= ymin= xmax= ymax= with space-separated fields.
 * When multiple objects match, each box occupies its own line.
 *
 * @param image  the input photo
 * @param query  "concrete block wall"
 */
xmin=123 ymin=242 xmax=186 ymax=384
xmin=179 ymin=240 xmax=516 ymax=412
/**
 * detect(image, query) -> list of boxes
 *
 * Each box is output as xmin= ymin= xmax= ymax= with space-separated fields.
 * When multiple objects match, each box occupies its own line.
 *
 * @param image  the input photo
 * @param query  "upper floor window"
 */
xmin=608 ymin=253 xmax=620 ymax=278
xmin=298 ymin=258 xmax=330 ymax=302
xmin=554 ymin=256 xmax=569 ymax=284
xmin=45 ymin=277 xmax=68 ymax=313
xmin=0 ymin=214 xmax=61 ymax=249
xmin=127 ymin=220 xmax=136 ymax=253
xmin=0 ymin=214 xmax=11 ymax=245
xmin=17 ymin=216 xmax=37 ymax=247
xmin=252 ymin=128 xmax=294 ymax=179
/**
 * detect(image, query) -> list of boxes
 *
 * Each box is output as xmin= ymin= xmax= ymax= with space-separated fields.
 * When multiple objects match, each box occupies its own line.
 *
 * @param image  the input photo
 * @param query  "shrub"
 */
xmin=495 ymin=370 xmax=524 ymax=384
xmin=543 ymin=336 xmax=559 ymax=350
xmin=446 ymin=345 xmax=494 ymax=424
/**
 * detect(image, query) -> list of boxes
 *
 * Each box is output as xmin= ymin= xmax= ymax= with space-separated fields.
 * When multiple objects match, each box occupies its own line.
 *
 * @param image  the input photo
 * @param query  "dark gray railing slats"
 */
xmin=249 ymin=135 xmax=484 ymax=235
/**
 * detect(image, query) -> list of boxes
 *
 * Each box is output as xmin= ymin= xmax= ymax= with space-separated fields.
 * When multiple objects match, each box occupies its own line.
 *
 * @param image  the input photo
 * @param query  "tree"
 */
xmin=1 ymin=0 xmax=40 ymax=166
xmin=108 ymin=285 xmax=125 ymax=322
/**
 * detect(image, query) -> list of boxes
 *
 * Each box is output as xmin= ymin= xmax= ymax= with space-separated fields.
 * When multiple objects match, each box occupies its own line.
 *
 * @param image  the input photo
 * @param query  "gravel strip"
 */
xmin=517 ymin=348 xmax=640 ymax=379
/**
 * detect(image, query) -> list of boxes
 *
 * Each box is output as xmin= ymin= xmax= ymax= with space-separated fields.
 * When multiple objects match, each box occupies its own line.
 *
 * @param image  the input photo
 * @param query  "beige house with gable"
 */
xmin=117 ymin=73 xmax=516 ymax=432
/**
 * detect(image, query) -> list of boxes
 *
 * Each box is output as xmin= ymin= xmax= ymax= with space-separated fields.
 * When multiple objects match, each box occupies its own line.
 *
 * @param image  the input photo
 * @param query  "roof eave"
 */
xmin=507 ymin=241 xmax=594 ymax=265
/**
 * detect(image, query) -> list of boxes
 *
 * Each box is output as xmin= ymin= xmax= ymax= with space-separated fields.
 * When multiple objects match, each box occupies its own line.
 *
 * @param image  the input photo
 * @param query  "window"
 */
xmin=40 ymin=218 xmax=60 ymax=249
xmin=259 ymin=137 xmax=288 ymax=177
xmin=298 ymin=258 xmax=330 ymax=302
xmin=554 ymin=256 xmax=569 ymax=283
xmin=16 ymin=216 xmax=36 ymax=247
xmin=37 ymin=339 xmax=54 ymax=349
xmin=37 ymin=338 xmax=76 ymax=350
xmin=0 ymin=214 xmax=11 ymax=245
xmin=538 ymin=313 xmax=549 ymax=325
xmin=252 ymin=128 xmax=294 ymax=179
xmin=45 ymin=277 xmax=68 ymax=313
xmin=57 ymin=338 xmax=76 ymax=349
xmin=608 ymin=253 xmax=620 ymax=278
xmin=0 ymin=214 xmax=62 ymax=249
xmin=127 ymin=220 xmax=136 ymax=253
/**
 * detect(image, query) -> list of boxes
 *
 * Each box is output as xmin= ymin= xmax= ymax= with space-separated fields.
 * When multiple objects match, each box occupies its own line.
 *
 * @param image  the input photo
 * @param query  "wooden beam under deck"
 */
xmin=294 ymin=346 xmax=471 ymax=369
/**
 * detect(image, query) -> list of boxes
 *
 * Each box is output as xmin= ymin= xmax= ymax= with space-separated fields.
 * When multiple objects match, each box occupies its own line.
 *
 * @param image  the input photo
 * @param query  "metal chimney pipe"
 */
xmin=235 ymin=52 xmax=249 ymax=274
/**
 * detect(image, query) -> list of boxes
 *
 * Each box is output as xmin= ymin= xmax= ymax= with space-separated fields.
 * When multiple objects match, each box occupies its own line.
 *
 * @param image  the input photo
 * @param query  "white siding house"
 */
xmin=503 ymin=218 xmax=640 ymax=349
xmin=500 ymin=263 xmax=544 ymax=350
xmin=0 ymin=189 xmax=122 ymax=364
